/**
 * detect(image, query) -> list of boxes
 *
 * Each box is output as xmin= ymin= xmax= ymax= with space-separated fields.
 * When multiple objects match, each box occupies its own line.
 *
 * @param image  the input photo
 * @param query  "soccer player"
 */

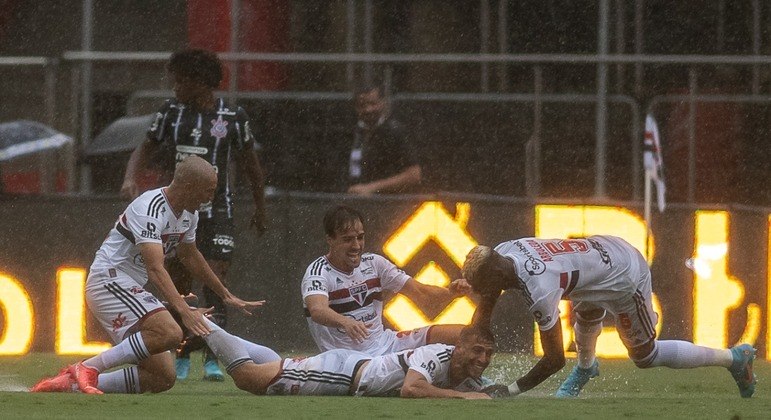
xmin=302 ymin=205 xmax=472 ymax=356
xmin=31 ymin=156 xmax=264 ymax=394
xmin=461 ymin=235 xmax=757 ymax=398
xmin=120 ymin=49 xmax=267 ymax=381
xmin=202 ymin=323 xmax=494 ymax=399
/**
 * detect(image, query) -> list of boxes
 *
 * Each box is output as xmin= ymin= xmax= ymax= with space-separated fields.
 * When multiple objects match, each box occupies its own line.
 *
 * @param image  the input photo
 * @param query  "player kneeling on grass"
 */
xmin=201 ymin=323 xmax=498 ymax=399
xmin=462 ymin=235 xmax=757 ymax=399
xmin=30 ymin=156 xmax=264 ymax=395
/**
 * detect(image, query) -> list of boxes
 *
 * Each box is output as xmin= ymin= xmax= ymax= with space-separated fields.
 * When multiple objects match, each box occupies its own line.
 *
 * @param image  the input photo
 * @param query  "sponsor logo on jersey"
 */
xmin=336 ymin=277 xmax=343 ymax=285
xmin=349 ymin=283 xmax=369 ymax=306
xmin=359 ymin=266 xmax=374 ymax=276
xmin=307 ymin=279 xmax=324 ymax=292
xmin=588 ymin=238 xmax=613 ymax=266
xmin=143 ymin=295 xmax=159 ymax=304
xmin=533 ymin=310 xmax=552 ymax=327
xmin=140 ymin=222 xmax=159 ymax=240
xmin=525 ymin=239 xmax=554 ymax=262
xmin=210 ymin=115 xmax=229 ymax=140
xmin=132 ymin=253 xmax=145 ymax=266
xmin=212 ymin=234 xmax=234 ymax=248
xmin=514 ymin=240 xmax=547 ymax=275
xmin=164 ymin=221 xmax=170 ymax=230
xmin=182 ymin=219 xmax=190 ymax=228
xmin=361 ymin=255 xmax=374 ymax=262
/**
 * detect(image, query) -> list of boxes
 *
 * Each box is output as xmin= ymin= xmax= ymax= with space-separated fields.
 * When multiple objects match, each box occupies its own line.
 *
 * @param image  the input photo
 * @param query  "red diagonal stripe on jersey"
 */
xmin=328 ymin=277 xmax=381 ymax=300
xmin=561 ymin=270 xmax=579 ymax=299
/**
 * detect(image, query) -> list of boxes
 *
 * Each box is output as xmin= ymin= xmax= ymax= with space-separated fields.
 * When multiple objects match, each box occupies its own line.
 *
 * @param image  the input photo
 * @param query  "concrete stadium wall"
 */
xmin=0 ymin=193 xmax=768 ymax=356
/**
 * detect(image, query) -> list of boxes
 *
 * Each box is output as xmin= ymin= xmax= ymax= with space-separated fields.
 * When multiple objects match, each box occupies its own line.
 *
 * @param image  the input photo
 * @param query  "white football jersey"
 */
xmin=355 ymin=343 xmax=454 ymax=396
xmin=494 ymin=235 xmax=644 ymax=331
xmin=301 ymin=253 xmax=411 ymax=354
xmin=90 ymin=188 xmax=198 ymax=286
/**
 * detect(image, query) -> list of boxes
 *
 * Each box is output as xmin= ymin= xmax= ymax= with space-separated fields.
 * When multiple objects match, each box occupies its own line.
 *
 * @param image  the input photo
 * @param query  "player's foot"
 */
xmin=555 ymin=359 xmax=599 ymax=398
xmin=30 ymin=368 xmax=76 ymax=393
xmin=176 ymin=357 xmax=191 ymax=380
xmin=728 ymin=344 xmax=756 ymax=398
xmin=70 ymin=362 xmax=103 ymax=394
xmin=202 ymin=359 xmax=224 ymax=382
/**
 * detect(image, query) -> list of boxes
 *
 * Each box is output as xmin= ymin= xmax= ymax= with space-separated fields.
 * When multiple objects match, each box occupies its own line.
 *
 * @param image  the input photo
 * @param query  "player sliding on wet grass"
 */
xmin=462 ymin=235 xmax=756 ymax=398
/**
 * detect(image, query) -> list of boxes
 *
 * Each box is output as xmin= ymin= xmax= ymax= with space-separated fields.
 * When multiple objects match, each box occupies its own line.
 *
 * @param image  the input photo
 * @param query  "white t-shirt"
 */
xmin=494 ymin=235 xmax=643 ymax=330
xmin=90 ymin=187 xmax=198 ymax=285
xmin=301 ymin=253 xmax=411 ymax=354
xmin=355 ymin=343 xmax=454 ymax=396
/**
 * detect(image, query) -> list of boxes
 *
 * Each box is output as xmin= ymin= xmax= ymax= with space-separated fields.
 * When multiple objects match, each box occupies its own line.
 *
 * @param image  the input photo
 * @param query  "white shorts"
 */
xmin=85 ymin=269 xmax=166 ymax=343
xmin=266 ymin=349 xmax=371 ymax=396
xmin=572 ymin=250 xmax=658 ymax=349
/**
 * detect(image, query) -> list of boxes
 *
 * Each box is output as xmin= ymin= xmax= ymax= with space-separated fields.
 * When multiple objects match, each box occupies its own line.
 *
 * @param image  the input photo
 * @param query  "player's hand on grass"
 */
xmin=448 ymin=278 xmax=473 ymax=297
xmin=462 ymin=391 xmax=493 ymax=400
xmin=120 ymin=179 xmax=139 ymax=200
xmin=250 ymin=210 xmax=267 ymax=237
xmin=481 ymin=384 xmax=511 ymax=399
xmin=223 ymin=294 xmax=266 ymax=315
xmin=340 ymin=317 xmax=370 ymax=343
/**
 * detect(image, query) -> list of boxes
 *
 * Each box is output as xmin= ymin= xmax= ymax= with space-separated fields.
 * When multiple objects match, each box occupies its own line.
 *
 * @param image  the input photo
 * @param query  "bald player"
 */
xmin=31 ymin=156 xmax=264 ymax=395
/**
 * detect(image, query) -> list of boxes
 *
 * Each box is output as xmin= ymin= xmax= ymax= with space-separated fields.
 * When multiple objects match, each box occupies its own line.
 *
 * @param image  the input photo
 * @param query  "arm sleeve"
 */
xmin=181 ymin=212 xmax=198 ymax=244
xmin=407 ymin=345 xmax=452 ymax=384
xmin=147 ymin=100 xmax=174 ymax=143
xmin=373 ymin=254 xmax=411 ymax=293
xmin=301 ymin=274 xmax=329 ymax=299
xmin=124 ymin=202 xmax=162 ymax=245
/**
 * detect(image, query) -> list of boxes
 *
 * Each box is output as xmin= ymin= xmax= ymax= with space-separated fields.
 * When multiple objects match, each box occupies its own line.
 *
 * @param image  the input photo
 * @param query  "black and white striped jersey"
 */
xmin=495 ymin=235 xmax=645 ymax=331
xmin=90 ymin=187 xmax=198 ymax=285
xmin=301 ymin=253 xmax=411 ymax=354
xmin=147 ymin=98 xmax=254 ymax=219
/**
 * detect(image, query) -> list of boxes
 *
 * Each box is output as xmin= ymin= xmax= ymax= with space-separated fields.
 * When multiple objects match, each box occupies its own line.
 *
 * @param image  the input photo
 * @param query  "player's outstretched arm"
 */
xmin=176 ymin=242 xmax=265 ymax=315
xmin=139 ymin=242 xmax=211 ymax=337
xmin=399 ymin=278 xmax=466 ymax=318
xmin=401 ymin=370 xmax=490 ymax=399
xmin=508 ymin=322 xmax=566 ymax=396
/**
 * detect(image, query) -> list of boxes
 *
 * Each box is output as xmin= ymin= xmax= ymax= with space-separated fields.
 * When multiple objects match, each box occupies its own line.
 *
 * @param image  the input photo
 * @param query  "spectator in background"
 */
xmin=119 ymin=49 xmax=267 ymax=382
xmin=346 ymin=83 xmax=421 ymax=195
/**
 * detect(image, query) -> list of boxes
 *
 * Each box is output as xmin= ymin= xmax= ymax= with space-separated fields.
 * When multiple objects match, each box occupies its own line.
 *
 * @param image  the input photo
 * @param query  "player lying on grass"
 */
xmin=199 ymin=322 xmax=496 ymax=398
xmin=462 ymin=235 xmax=757 ymax=398
xmin=30 ymin=156 xmax=264 ymax=395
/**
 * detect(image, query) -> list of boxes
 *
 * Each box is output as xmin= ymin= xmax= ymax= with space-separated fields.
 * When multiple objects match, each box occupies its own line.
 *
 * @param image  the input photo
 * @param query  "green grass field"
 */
xmin=1 ymin=353 xmax=769 ymax=419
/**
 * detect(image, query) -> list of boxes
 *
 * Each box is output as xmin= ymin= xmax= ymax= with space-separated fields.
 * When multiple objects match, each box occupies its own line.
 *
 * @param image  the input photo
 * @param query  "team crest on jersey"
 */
xmin=349 ymin=283 xmax=368 ymax=306
xmin=210 ymin=115 xmax=229 ymax=140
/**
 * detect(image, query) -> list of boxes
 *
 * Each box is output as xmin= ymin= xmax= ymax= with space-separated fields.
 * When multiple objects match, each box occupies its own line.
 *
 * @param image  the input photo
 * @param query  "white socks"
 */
xmin=97 ymin=366 xmax=141 ymax=394
xmin=84 ymin=332 xmax=150 ymax=372
xmin=642 ymin=340 xmax=733 ymax=369
xmin=574 ymin=321 xmax=602 ymax=369
xmin=202 ymin=319 xmax=253 ymax=374
xmin=237 ymin=337 xmax=281 ymax=364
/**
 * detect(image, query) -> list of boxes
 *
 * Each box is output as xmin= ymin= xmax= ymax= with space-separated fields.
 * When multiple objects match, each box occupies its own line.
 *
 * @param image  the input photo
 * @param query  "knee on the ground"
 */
xmin=145 ymin=364 xmax=177 ymax=393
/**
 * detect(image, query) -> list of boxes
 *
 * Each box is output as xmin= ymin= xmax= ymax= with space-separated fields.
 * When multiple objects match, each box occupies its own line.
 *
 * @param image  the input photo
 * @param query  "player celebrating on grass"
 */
xmin=200 ymin=322 xmax=494 ymax=398
xmin=462 ymin=235 xmax=757 ymax=398
xmin=31 ymin=156 xmax=264 ymax=395
xmin=302 ymin=205 xmax=472 ymax=356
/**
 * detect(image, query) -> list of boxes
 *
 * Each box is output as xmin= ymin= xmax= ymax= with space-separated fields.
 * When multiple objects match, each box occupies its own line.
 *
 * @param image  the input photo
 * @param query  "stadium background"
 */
xmin=0 ymin=1 xmax=769 ymax=356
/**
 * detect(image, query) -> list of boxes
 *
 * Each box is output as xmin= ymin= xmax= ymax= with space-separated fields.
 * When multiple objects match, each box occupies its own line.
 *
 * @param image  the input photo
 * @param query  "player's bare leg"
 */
xmin=228 ymin=361 xmax=282 ymax=395
xmin=556 ymin=308 xmax=604 ymax=398
xmin=426 ymin=324 xmax=465 ymax=345
xmin=136 ymin=351 xmax=177 ymax=393
xmin=76 ymin=310 xmax=181 ymax=394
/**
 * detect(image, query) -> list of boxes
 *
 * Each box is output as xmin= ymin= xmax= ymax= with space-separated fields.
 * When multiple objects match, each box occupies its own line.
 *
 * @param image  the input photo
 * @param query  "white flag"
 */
xmin=644 ymin=114 xmax=666 ymax=212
